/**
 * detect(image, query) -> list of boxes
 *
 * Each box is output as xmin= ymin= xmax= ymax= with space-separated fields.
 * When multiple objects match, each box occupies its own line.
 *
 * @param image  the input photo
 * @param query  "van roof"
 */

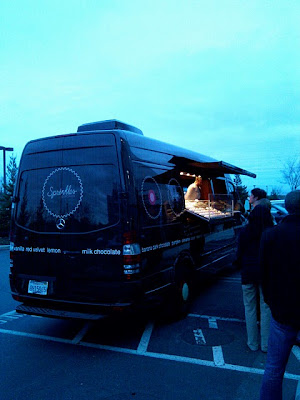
xmin=21 ymin=119 xmax=256 ymax=178
xmin=77 ymin=119 xmax=143 ymax=135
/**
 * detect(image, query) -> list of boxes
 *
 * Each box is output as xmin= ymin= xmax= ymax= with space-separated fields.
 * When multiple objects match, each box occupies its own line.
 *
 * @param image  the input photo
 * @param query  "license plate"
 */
xmin=28 ymin=280 xmax=48 ymax=295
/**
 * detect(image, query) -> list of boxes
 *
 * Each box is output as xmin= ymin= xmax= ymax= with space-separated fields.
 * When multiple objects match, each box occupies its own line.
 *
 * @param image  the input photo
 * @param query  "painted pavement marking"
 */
xmin=0 ymin=311 xmax=299 ymax=383
xmin=72 ymin=322 xmax=94 ymax=344
xmin=292 ymin=345 xmax=300 ymax=362
xmin=0 ymin=310 xmax=26 ymax=324
xmin=213 ymin=345 xmax=225 ymax=366
xmin=137 ymin=321 xmax=155 ymax=354
xmin=193 ymin=328 xmax=206 ymax=345
xmin=208 ymin=317 xmax=218 ymax=329
xmin=189 ymin=313 xmax=245 ymax=324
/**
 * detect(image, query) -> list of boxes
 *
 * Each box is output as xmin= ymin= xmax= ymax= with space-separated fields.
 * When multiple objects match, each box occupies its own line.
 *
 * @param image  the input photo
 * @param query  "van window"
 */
xmin=16 ymin=164 xmax=120 ymax=233
xmin=211 ymin=178 xmax=227 ymax=194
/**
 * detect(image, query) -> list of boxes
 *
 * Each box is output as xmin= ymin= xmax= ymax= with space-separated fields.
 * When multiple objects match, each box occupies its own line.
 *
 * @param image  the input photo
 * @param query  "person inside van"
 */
xmin=185 ymin=175 xmax=202 ymax=201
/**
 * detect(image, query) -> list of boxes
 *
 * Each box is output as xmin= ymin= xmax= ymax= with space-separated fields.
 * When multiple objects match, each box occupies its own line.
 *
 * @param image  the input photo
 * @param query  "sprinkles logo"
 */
xmin=42 ymin=167 xmax=83 ymax=219
xmin=141 ymin=176 xmax=162 ymax=219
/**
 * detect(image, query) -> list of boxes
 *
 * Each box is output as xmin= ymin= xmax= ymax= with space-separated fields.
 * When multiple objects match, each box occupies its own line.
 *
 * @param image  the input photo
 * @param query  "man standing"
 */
xmin=249 ymin=188 xmax=267 ymax=208
xmin=259 ymin=190 xmax=300 ymax=400
xmin=185 ymin=175 xmax=202 ymax=201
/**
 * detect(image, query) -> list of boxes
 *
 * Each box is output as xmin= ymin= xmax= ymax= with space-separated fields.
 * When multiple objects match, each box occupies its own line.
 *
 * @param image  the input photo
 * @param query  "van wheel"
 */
xmin=163 ymin=263 xmax=193 ymax=321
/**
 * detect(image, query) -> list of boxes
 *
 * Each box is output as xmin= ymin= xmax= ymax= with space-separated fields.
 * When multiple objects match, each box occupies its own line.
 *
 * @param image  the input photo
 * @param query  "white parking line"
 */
xmin=0 ymin=310 xmax=26 ymax=324
xmin=292 ymin=346 xmax=300 ymax=362
xmin=137 ymin=321 xmax=154 ymax=354
xmin=0 ymin=326 xmax=299 ymax=381
xmin=208 ymin=317 xmax=218 ymax=329
xmin=0 ymin=311 xmax=20 ymax=319
xmin=72 ymin=322 xmax=94 ymax=344
xmin=213 ymin=346 xmax=225 ymax=366
xmin=80 ymin=340 xmax=300 ymax=381
xmin=296 ymin=379 xmax=300 ymax=400
xmin=189 ymin=313 xmax=245 ymax=324
xmin=0 ymin=328 xmax=75 ymax=344
xmin=0 ymin=313 xmax=299 ymax=384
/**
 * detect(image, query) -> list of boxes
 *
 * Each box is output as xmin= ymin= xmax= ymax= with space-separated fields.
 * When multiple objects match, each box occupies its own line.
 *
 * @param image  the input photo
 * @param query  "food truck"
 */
xmin=9 ymin=120 xmax=256 ymax=320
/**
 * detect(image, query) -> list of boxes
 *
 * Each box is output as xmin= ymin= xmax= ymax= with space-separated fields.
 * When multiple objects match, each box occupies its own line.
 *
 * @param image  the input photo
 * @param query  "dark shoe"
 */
xmin=261 ymin=347 xmax=268 ymax=353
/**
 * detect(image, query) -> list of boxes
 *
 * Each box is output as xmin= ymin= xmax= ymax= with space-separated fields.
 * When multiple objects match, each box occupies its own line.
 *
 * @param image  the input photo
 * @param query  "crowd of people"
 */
xmin=235 ymin=188 xmax=300 ymax=400
xmin=184 ymin=179 xmax=299 ymax=398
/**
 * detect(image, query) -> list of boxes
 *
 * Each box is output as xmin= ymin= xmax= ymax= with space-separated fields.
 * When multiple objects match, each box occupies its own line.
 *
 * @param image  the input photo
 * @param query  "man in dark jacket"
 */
xmin=259 ymin=190 xmax=300 ymax=400
xmin=236 ymin=205 xmax=273 ymax=352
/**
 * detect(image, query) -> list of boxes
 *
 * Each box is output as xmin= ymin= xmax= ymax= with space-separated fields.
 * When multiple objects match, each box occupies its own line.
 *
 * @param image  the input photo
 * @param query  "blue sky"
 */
xmin=1 ymin=0 xmax=299 ymax=194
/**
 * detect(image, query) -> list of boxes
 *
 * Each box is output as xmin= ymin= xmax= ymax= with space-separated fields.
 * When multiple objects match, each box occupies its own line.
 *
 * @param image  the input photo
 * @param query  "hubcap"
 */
xmin=181 ymin=282 xmax=189 ymax=301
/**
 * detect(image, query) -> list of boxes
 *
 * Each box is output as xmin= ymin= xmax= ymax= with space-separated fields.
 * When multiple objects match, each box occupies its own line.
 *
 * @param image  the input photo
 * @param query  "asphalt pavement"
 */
xmin=1 ymin=247 xmax=299 ymax=400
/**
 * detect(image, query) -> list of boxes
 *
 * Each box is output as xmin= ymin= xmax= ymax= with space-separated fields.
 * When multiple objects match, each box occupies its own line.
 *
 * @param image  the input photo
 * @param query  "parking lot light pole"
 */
xmin=0 ymin=146 xmax=14 ymax=191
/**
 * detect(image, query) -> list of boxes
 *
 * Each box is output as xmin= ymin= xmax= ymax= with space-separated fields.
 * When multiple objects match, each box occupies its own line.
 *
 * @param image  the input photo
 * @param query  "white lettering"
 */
xmin=159 ymin=242 xmax=170 ymax=249
xmin=47 ymin=248 xmax=61 ymax=254
xmin=13 ymin=246 xmax=25 ymax=252
xmin=142 ymin=246 xmax=153 ymax=253
xmin=82 ymin=249 xmax=93 ymax=255
xmin=82 ymin=249 xmax=121 ymax=255
xmin=47 ymin=185 xmax=77 ymax=200
xmin=33 ymin=247 xmax=46 ymax=253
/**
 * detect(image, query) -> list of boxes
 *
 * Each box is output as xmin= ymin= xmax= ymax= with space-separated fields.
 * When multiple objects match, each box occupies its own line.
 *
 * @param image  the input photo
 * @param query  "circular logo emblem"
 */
xmin=56 ymin=218 xmax=66 ymax=230
xmin=148 ymin=190 xmax=156 ymax=205
xmin=141 ymin=176 xmax=162 ymax=219
xmin=42 ymin=167 xmax=83 ymax=219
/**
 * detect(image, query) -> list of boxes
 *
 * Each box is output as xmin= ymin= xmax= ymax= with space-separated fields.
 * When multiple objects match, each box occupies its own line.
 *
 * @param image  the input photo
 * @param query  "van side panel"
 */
xmin=128 ymin=141 xmax=239 ymax=287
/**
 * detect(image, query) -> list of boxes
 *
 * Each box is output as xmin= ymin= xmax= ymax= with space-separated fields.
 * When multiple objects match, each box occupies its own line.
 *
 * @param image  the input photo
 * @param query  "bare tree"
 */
xmin=281 ymin=156 xmax=300 ymax=190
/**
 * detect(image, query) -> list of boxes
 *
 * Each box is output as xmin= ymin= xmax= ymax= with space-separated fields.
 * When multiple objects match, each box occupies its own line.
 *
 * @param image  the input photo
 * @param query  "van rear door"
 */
xmin=11 ymin=133 xmax=128 ymax=306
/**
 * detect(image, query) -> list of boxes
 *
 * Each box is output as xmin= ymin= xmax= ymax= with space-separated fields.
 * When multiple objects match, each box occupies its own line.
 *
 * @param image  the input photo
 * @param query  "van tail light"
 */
xmin=10 ymin=243 xmax=15 ymax=273
xmin=123 ymin=232 xmax=141 ymax=279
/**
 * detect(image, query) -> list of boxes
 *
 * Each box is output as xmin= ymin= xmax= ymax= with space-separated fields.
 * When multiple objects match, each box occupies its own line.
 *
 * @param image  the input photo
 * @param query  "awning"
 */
xmin=172 ymin=156 xmax=256 ymax=178
xmin=196 ymin=161 xmax=256 ymax=178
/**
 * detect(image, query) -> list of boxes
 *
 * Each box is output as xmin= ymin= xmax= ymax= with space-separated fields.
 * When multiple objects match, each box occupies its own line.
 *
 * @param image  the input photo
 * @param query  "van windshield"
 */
xmin=16 ymin=164 xmax=120 ymax=233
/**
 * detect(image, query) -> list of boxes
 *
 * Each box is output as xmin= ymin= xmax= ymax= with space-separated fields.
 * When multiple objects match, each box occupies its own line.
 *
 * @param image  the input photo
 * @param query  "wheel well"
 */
xmin=173 ymin=252 xmax=195 ymax=280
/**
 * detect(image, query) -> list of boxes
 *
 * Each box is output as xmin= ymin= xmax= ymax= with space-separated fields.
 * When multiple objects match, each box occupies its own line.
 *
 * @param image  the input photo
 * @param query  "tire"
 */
xmin=162 ymin=260 xmax=194 ymax=321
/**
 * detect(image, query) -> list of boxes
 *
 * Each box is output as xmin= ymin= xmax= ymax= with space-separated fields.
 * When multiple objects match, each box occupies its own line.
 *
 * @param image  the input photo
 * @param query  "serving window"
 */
xmin=185 ymin=194 xmax=234 ymax=220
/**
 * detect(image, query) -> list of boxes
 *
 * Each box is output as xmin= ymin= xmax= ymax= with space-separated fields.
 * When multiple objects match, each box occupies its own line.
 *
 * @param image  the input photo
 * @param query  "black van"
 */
xmin=9 ymin=120 xmax=255 ymax=320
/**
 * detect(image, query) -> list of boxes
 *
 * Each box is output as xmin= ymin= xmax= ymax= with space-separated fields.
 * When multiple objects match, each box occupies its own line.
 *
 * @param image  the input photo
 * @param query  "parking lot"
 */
xmin=1 ymin=248 xmax=299 ymax=399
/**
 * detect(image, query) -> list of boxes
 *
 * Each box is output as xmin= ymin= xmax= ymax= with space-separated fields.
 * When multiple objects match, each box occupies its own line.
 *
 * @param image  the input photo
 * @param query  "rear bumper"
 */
xmin=16 ymin=304 xmax=107 ymax=320
xmin=9 ymin=273 xmax=142 ymax=304
xmin=10 ymin=266 xmax=174 ymax=317
xmin=11 ymin=280 xmax=173 ymax=320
